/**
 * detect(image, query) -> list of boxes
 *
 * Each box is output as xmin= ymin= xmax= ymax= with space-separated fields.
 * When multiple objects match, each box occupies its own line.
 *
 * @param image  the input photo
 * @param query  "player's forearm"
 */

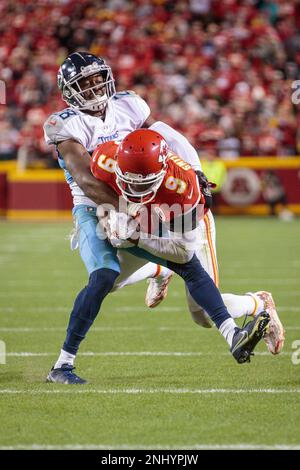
xmin=77 ymin=173 xmax=119 ymax=208
xmin=59 ymin=143 xmax=119 ymax=207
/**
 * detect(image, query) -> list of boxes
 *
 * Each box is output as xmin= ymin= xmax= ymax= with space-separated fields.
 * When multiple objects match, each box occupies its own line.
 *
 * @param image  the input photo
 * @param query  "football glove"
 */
xmin=127 ymin=202 xmax=144 ymax=218
xmin=195 ymin=170 xmax=216 ymax=210
xmin=101 ymin=210 xmax=140 ymax=247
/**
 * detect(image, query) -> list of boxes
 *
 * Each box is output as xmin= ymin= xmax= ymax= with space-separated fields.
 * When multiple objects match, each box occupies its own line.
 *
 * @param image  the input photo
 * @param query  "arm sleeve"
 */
xmin=149 ymin=121 xmax=202 ymax=171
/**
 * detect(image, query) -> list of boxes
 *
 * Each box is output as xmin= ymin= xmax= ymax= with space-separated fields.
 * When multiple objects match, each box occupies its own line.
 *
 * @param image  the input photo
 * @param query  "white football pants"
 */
xmin=111 ymin=210 xmax=258 ymax=326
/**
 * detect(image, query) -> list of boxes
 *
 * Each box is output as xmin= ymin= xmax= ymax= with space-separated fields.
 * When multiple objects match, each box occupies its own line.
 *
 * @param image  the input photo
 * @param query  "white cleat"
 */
xmin=145 ymin=273 xmax=173 ymax=308
xmin=254 ymin=291 xmax=285 ymax=354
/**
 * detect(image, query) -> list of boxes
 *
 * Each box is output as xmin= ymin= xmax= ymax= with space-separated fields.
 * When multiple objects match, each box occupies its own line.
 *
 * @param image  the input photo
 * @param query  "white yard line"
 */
xmin=222 ymin=261 xmax=300 ymax=268
xmin=222 ymin=279 xmax=299 ymax=284
xmin=0 ymin=327 xmax=146 ymax=332
xmin=222 ymin=267 xmax=300 ymax=272
xmin=1 ymin=283 xmax=300 ymax=297
xmin=0 ymin=388 xmax=299 ymax=395
xmin=0 ymin=444 xmax=299 ymax=450
xmin=0 ymin=306 xmax=299 ymax=313
xmin=0 ymin=293 xmax=70 ymax=298
xmin=6 ymin=352 xmax=204 ymax=357
xmin=0 ymin=325 xmax=299 ymax=333
xmin=1 ymin=274 xmax=299 ymax=286
xmin=0 ymin=307 xmax=68 ymax=313
xmin=0 ymin=306 xmax=181 ymax=312
xmin=4 ymin=351 xmax=291 ymax=357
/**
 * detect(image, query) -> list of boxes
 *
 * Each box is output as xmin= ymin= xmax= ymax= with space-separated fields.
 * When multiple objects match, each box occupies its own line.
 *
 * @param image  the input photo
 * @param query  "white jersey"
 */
xmin=44 ymin=91 xmax=202 ymax=208
xmin=149 ymin=121 xmax=202 ymax=172
xmin=44 ymin=91 xmax=150 ymax=207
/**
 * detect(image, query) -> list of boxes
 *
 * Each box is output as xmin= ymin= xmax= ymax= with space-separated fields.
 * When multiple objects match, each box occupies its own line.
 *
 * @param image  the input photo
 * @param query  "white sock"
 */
xmin=119 ymin=263 xmax=172 ymax=288
xmin=155 ymin=266 xmax=172 ymax=279
xmin=219 ymin=318 xmax=237 ymax=347
xmin=221 ymin=293 xmax=264 ymax=318
xmin=54 ymin=349 xmax=76 ymax=369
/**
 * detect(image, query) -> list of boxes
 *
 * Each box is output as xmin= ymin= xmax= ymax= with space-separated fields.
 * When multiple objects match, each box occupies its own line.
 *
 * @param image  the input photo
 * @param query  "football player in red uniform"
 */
xmin=91 ymin=131 xmax=204 ymax=238
xmin=91 ymin=129 xmax=270 ymax=364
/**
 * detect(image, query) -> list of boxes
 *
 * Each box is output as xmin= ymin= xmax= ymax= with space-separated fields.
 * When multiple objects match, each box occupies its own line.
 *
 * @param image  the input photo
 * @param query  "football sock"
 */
xmin=54 ymin=349 xmax=76 ymax=369
xmin=154 ymin=265 xmax=172 ymax=278
xmin=62 ymin=268 xmax=119 ymax=356
xmin=167 ymin=254 xmax=234 ymax=330
xmin=118 ymin=263 xmax=172 ymax=288
xmin=222 ymin=293 xmax=264 ymax=318
xmin=219 ymin=318 xmax=237 ymax=346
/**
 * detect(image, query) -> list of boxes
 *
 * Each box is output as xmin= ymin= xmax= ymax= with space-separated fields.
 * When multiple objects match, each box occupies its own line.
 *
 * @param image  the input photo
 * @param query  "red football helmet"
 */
xmin=115 ymin=129 xmax=169 ymax=203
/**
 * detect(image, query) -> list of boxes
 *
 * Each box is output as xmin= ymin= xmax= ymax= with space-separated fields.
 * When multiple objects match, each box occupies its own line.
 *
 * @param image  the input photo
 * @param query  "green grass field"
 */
xmin=0 ymin=216 xmax=299 ymax=450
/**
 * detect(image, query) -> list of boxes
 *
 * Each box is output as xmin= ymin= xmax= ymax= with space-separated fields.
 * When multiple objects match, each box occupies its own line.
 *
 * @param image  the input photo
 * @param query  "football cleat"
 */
xmin=46 ymin=364 xmax=87 ymax=385
xmin=254 ymin=291 xmax=285 ymax=354
xmin=145 ymin=273 xmax=173 ymax=308
xmin=230 ymin=311 xmax=270 ymax=364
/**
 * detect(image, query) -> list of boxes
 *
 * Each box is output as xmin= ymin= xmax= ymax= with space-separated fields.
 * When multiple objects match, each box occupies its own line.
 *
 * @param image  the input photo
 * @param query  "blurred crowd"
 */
xmin=1 ymin=0 xmax=300 ymax=167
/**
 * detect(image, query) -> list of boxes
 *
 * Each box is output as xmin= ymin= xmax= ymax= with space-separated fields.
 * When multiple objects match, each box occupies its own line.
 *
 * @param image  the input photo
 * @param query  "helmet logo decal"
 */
xmin=158 ymin=139 xmax=168 ymax=164
xmin=80 ymin=62 xmax=102 ymax=77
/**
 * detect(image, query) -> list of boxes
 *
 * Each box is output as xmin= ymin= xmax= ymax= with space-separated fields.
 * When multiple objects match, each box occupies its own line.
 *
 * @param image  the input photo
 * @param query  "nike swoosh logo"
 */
xmin=231 ymin=331 xmax=248 ymax=353
xmin=187 ymin=187 xmax=193 ymax=199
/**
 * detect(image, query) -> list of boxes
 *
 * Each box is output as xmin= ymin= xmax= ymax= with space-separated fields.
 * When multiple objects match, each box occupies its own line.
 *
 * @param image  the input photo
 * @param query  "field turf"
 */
xmin=0 ymin=216 xmax=299 ymax=450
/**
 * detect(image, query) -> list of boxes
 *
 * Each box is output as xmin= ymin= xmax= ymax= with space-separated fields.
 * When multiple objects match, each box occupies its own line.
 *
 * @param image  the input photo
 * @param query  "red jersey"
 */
xmin=91 ymin=140 xmax=204 ymax=230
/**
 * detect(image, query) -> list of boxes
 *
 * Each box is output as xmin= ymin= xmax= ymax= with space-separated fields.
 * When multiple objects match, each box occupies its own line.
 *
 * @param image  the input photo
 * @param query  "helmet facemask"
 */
xmin=115 ymin=165 xmax=166 ymax=204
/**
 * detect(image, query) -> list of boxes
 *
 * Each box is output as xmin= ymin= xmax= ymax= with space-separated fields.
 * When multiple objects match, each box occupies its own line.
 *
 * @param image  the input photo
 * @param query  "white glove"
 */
xmin=107 ymin=211 xmax=138 ymax=239
xmin=101 ymin=210 xmax=140 ymax=248
xmin=127 ymin=202 xmax=144 ymax=218
xmin=109 ymin=236 xmax=135 ymax=249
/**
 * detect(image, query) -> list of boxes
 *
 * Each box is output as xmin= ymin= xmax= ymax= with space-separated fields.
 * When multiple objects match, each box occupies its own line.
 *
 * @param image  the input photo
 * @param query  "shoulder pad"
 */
xmin=44 ymin=109 xmax=80 ymax=142
xmin=44 ymin=114 xmax=64 ymax=140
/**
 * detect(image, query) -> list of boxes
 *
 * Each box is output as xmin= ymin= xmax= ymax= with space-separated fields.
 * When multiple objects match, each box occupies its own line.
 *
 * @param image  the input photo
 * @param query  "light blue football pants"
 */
xmin=72 ymin=204 xmax=166 ymax=278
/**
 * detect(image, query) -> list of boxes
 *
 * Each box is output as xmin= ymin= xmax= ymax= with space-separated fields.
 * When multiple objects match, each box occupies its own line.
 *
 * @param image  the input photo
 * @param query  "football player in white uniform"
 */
xmin=44 ymin=52 xmax=176 ymax=384
xmin=44 ymin=52 xmax=284 ymax=384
